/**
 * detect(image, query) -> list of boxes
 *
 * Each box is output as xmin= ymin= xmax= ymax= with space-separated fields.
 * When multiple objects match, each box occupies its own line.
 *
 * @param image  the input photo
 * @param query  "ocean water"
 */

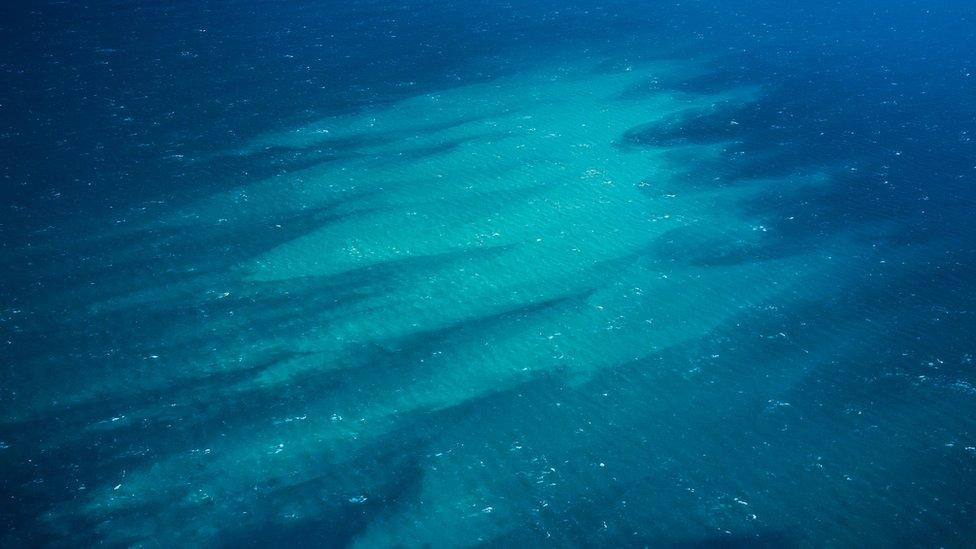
xmin=2 ymin=0 xmax=976 ymax=546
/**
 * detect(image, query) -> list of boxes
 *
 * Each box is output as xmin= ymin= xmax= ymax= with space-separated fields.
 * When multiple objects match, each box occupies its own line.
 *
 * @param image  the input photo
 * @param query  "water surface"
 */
xmin=2 ymin=0 xmax=976 ymax=546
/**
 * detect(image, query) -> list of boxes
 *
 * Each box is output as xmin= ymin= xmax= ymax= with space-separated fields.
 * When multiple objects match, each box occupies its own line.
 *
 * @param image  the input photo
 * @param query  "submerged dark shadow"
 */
xmin=216 ymin=440 xmax=427 ymax=549
xmin=618 ymin=48 xmax=976 ymax=261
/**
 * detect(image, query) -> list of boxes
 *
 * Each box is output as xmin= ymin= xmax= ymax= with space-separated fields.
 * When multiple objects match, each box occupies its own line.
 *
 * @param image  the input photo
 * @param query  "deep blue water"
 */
xmin=2 ymin=0 xmax=976 ymax=546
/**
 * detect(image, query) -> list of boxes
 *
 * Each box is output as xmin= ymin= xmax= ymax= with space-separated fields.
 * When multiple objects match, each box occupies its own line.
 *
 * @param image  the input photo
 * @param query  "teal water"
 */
xmin=2 ymin=1 xmax=976 ymax=546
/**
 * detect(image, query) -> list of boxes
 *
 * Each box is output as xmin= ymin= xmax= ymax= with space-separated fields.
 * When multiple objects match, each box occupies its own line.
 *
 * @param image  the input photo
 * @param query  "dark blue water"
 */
xmin=2 ymin=1 xmax=976 ymax=546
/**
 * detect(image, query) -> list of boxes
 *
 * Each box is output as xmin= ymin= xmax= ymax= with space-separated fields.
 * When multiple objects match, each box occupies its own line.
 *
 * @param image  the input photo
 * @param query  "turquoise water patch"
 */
xmin=19 ymin=59 xmax=860 ymax=545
